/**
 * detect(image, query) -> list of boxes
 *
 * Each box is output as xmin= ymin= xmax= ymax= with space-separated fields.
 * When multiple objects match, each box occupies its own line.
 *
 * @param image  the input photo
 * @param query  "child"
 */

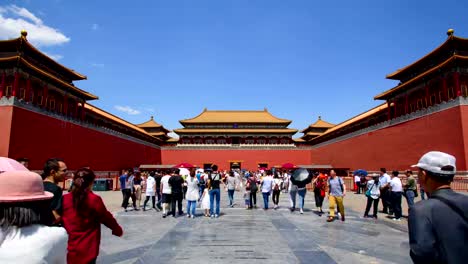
xmin=201 ymin=188 xmax=210 ymax=217
xmin=244 ymin=190 xmax=251 ymax=209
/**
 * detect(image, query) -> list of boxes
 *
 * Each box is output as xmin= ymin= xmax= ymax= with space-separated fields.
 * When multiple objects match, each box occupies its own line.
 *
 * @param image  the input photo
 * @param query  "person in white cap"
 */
xmin=408 ymin=151 xmax=468 ymax=264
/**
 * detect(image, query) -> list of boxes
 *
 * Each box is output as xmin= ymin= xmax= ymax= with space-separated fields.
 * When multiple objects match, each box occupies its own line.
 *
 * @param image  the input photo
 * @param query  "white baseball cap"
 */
xmin=412 ymin=151 xmax=456 ymax=176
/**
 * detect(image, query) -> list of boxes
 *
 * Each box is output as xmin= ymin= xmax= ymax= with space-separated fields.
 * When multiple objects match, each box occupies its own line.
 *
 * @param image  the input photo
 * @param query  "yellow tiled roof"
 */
xmin=386 ymin=35 xmax=468 ymax=80
xmin=301 ymin=117 xmax=335 ymax=133
xmin=0 ymin=33 xmax=87 ymax=80
xmin=375 ymin=55 xmax=468 ymax=100
xmin=84 ymin=104 xmax=158 ymax=140
xmin=311 ymin=103 xmax=388 ymax=141
xmin=136 ymin=116 xmax=163 ymax=128
xmin=173 ymin=128 xmax=298 ymax=134
xmin=180 ymin=108 xmax=291 ymax=124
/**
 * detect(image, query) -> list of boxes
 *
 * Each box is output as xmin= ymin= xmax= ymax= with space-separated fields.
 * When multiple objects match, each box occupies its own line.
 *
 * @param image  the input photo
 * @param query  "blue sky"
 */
xmin=1 ymin=0 xmax=468 ymax=138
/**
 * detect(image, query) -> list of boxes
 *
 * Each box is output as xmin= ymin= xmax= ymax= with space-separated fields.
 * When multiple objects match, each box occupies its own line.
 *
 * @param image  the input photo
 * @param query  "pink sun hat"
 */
xmin=0 ymin=157 xmax=29 ymax=173
xmin=0 ymin=170 xmax=53 ymax=203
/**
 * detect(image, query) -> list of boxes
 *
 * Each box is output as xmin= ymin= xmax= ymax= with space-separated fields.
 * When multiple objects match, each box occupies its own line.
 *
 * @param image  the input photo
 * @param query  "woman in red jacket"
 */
xmin=62 ymin=168 xmax=123 ymax=264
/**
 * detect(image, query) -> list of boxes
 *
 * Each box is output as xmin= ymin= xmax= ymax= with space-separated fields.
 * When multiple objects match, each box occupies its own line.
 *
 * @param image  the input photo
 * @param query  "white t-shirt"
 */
xmin=161 ymin=175 xmax=172 ymax=194
xmin=354 ymin=175 xmax=361 ymax=183
xmin=379 ymin=173 xmax=391 ymax=186
xmin=261 ymin=176 xmax=274 ymax=193
xmin=0 ymin=224 xmax=67 ymax=264
xmin=145 ymin=176 xmax=156 ymax=195
xmin=390 ymin=177 xmax=403 ymax=192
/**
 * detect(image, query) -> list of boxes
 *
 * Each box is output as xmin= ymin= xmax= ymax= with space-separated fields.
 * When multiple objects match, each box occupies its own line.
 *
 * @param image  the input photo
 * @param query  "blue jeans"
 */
xmin=228 ymin=189 xmax=235 ymax=205
xmin=209 ymin=189 xmax=220 ymax=215
xmin=262 ymin=192 xmax=270 ymax=209
xmin=187 ymin=200 xmax=197 ymax=216
xmin=405 ymin=190 xmax=415 ymax=208
xmin=289 ymin=190 xmax=297 ymax=209
xmin=298 ymin=189 xmax=307 ymax=209
xmin=420 ymin=189 xmax=426 ymax=200
xmin=199 ymin=185 xmax=205 ymax=200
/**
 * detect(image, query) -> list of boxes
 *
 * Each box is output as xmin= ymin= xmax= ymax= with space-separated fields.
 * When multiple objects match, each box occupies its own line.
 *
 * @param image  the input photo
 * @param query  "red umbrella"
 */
xmin=173 ymin=162 xmax=195 ymax=169
xmin=281 ymin=163 xmax=296 ymax=169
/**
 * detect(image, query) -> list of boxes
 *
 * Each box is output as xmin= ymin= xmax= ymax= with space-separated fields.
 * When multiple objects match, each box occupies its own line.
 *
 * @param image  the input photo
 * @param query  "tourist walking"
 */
xmin=390 ymin=171 xmax=403 ymax=221
xmin=208 ymin=165 xmax=222 ymax=218
xmin=185 ymin=170 xmax=199 ymax=218
xmin=226 ymin=171 xmax=239 ymax=207
xmin=42 ymin=158 xmax=68 ymax=225
xmin=154 ymin=171 xmax=163 ymax=209
xmin=143 ymin=172 xmax=157 ymax=211
xmin=62 ymin=168 xmax=123 ymax=264
xmin=363 ymin=173 xmax=380 ymax=219
xmin=409 ymin=151 xmax=468 ymax=264
xmin=378 ymin=168 xmax=392 ymax=214
xmin=133 ymin=172 xmax=143 ymax=210
xmin=272 ymin=172 xmax=282 ymax=209
xmin=403 ymin=170 xmax=417 ymax=212
xmin=119 ymin=169 xmax=130 ymax=209
xmin=261 ymin=171 xmax=274 ymax=210
xmin=327 ymin=170 xmax=346 ymax=222
xmin=200 ymin=186 xmax=210 ymax=217
xmin=169 ymin=169 xmax=185 ymax=217
xmin=160 ymin=172 xmax=172 ymax=218
xmin=313 ymin=172 xmax=327 ymax=215
xmin=354 ymin=173 xmax=361 ymax=194
xmin=247 ymin=173 xmax=259 ymax=209
xmin=289 ymin=174 xmax=298 ymax=212
xmin=0 ymin=163 xmax=68 ymax=264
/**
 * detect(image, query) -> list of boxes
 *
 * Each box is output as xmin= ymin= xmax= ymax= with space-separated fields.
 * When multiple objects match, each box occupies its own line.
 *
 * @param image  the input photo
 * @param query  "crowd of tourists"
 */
xmin=0 ymin=151 xmax=467 ymax=264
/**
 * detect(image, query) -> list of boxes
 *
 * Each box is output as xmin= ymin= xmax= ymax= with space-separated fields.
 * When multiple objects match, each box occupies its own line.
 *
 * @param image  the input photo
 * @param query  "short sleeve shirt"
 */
xmin=161 ymin=175 xmax=172 ymax=194
xmin=379 ymin=173 xmax=391 ymax=186
xmin=329 ymin=177 xmax=344 ymax=197
xmin=390 ymin=177 xmax=403 ymax=192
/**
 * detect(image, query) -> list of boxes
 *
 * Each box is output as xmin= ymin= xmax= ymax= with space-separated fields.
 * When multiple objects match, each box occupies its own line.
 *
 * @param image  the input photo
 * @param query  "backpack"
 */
xmin=249 ymin=178 xmax=258 ymax=192
xmin=328 ymin=177 xmax=344 ymax=194
xmin=273 ymin=180 xmax=280 ymax=191
xmin=199 ymin=174 xmax=206 ymax=186
xmin=315 ymin=179 xmax=324 ymax=190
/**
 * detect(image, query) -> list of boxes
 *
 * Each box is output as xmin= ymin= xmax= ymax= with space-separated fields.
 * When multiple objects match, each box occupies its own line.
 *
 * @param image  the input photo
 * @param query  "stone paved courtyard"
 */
xmin=95 ymin=190 xmax=412 ymax=264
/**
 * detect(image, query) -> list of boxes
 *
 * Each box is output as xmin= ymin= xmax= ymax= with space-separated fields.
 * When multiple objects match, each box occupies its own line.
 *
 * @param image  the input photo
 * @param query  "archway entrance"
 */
xmin=230 ymin=162 xmax=241 ymax=170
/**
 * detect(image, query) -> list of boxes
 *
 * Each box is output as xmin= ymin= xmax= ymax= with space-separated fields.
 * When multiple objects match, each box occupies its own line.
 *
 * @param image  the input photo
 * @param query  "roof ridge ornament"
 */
xmin=447 ymin=28 xmax=454 ymax=37
xmin=318 ymin=116 xmax=322 ymax=120
xmin=20 ymin=30 xmax=28 ymax=38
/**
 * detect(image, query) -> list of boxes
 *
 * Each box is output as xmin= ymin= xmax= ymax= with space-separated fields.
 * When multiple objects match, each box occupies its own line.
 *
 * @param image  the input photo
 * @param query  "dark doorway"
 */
xmin=203 ymin=163 xmax=212 ymax=171
xmin=230 ymin=162 xmax=241 ymax=170
xmin=258 ymin=163 xmax=268 ymax=169
xmin=231 ymin=137 xmax=240 ymax=145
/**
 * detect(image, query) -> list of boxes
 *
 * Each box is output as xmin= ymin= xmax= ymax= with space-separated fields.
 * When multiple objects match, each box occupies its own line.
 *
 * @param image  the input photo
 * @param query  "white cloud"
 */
xmin=91 ymin=23 xmax=98 ymax=31
xmin=91 ymin=63 xmax=105 ymax=67
xmin=0 ymin=5 xmax=70 ymax=47
xmin=168 ymin=132 xmax=179 ymax=139
xmin=43 ymin=51 xmax=63 ymax=61
xmin=114 ymin=105 xmax=141 ymax=115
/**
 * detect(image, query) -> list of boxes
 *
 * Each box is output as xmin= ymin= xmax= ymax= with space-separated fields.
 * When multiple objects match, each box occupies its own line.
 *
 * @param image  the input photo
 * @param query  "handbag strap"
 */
xmin=431 ymin=194 xmax=468 ymax=223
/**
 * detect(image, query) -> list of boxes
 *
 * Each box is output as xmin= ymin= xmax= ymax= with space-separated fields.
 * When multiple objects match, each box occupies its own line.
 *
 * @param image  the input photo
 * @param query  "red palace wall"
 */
xmin=161 ymin=148 xmax=312 ymax=171
xmin=0 ymin=106 xmax=13 ymax=157
xmin=6 ymin=106 xmax=162 ymax=171
xmin=311 ymin=106 xmax=467 ymax=171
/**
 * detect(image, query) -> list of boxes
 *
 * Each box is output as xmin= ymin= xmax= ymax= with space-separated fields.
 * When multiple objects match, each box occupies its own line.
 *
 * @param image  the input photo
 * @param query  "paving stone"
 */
xmin=96 ymin=189 xmax=412 ymax=264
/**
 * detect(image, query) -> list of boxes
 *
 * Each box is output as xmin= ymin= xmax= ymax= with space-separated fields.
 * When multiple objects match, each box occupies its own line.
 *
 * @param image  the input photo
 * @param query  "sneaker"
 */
xmin=162 ymin=214 xmax=166 ymax=218
xmin=215 ymin=214 xmax=219 ymax=218
xmin=211 ymin=214 xmax=215 ymax=218
xmin=300 ymin=209 xmax=304 ymax=214
xmin=187 ymin=214 xmax=191 ymax=218
xmin=326 ymin=217 xmax=334 ymax=222
xmin=337 ymin=212 xmax=341 ymax=218
xmin=393 ymin=218 xmax=401 ymax=221
xmin=341 ymin=215 xmax=345 ymax=222
xmin=191 ymin=215 xmax=195 ymax=219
